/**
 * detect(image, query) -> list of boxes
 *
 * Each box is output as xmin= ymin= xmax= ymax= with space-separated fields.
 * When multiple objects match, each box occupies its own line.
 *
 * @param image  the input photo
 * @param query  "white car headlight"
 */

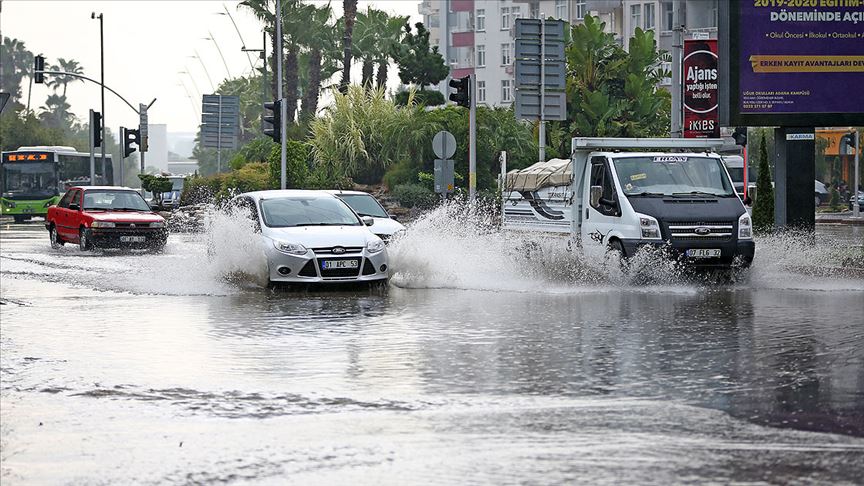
xmin=91 ymin=221 xmax=115 ymax=228
xmin=273 ymin=240 xmax=308 ymax=255
xmin=738 ymin=214 xmax=752 ymax=239
xmin=637 ymin=213 xmax=661 ymax=239
xmin=366 ymin=239 xmax=385 ymax=254
xmin=149 ymin=222 xmax=164 ymax=228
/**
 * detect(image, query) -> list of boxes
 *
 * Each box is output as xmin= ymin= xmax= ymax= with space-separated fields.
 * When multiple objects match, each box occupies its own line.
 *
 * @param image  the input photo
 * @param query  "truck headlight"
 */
xmin=273 ymin=240 xmax=308 ymax=255
xmin=91 ymin=221 xmax=115 ymax=228
xmin=4 ymin=201 xmax=15 ymax=209
xmin=738 ymin=214 xmax=752 ymax=239
xmin=149 ymin=222 xmax=164 ymax=228
xmin=366 ymin=239 xmax=385 ymax=254
xmin=637 ymin=214 xmax=661 ymax=239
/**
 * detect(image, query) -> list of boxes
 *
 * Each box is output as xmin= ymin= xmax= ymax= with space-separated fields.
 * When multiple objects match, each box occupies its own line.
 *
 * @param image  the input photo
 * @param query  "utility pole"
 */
xmin=671 ymin=0 xmax=683 ymax=137
xmin=539 ymin=15 xmax=546 ymax=163
xmin=469 ymin=73 xmax=476 ymax=203
xmin=855 ymin=129 xmax=860 ymax=218
xmin=276 ymin=0 xmax=287 ymax=189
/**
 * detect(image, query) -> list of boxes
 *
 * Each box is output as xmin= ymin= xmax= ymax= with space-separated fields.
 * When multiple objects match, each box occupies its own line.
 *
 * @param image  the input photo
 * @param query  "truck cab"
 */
xmin=503 ymin=138 xmax=755 ymax=269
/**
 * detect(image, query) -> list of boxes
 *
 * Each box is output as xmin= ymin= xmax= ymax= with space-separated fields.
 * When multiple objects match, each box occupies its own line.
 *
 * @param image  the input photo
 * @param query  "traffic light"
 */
xmin=121 ymin=127 xmax=140 ymax=158
xmin=732 ymin=126 xmax=747 ymax=146
xmin=840 ymin=132 xmax=856 ymax=154
xmin=91 ymin=111 xmax=103 ymax=147
xmin=34 ymin=55 xmax=45 ymax=84
xmin=263 ymin=99 xmax=281 ymax=143
xmin=448 ymin=75 xmax=471 ymax=108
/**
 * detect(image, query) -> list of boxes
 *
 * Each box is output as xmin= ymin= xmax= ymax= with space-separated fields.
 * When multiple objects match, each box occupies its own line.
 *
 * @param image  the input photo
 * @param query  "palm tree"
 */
xmin=46 ymin=58 xmax=85 ymax=97
xmin=38 ymin=94 xmax=74 ymax=130
xmin=353 ymin=7 xmax=380 ymax=87
xmin=1 ymin=37 xmax=34 ymax=103
xmin=239 ymin=0 xmax=280 ymax=101
xmin=339 ymin=0 xmax=358 ymax=92
xmin=299 ymin=3 xmax=338 ymax=122
xmin=375 ymin=14 xmax=408 ymax=89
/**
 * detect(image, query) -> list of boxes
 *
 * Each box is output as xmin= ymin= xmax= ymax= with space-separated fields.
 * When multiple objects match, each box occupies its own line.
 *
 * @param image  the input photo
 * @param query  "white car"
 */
xmin=232 ymin=190 xmax=389 ymax=285
xmin=323 ymin=190 xmax=406 ymax=242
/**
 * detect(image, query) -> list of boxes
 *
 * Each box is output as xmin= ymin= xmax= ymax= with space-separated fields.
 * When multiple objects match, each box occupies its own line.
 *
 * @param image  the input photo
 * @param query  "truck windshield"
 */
xmin=2 ymin=162 xmax=58 ymax=199
xmin=613 ymin=156 xmax=735 ymax=197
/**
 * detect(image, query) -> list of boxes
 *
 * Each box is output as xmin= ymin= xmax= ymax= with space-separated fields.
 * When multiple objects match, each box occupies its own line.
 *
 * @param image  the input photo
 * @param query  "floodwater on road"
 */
xmin=1 ymin=208 xmax=863 ymax=484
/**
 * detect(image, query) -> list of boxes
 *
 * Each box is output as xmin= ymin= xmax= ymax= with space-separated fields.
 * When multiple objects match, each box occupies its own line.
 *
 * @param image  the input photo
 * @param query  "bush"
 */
xmin=229 ymin=137 xmax=278 ymax=170
xmin=394 ymin=89 xmax=445 ymax=107
xmin=392 ymin=183 xmax=437 ymax=209
xmin=180 ymin=163 xmax=274 ymax=205
xmin=267 ymin=140 xmax=311 ymax=188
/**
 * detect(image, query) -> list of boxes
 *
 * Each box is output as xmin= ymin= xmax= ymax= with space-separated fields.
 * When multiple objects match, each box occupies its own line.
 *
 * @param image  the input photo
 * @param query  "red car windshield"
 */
xmin=83 ymin=190 xmax=150 ymax=211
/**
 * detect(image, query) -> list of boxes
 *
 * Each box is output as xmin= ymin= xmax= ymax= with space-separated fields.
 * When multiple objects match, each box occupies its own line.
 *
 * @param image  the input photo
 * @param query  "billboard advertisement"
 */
xmin=683 ymin=39 xmax=719 ymax=138
xmin=721 ymin=2 xmax=864 ymax=126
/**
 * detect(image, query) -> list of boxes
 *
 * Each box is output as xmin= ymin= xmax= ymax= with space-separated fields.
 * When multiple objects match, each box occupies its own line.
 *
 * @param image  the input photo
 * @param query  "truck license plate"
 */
xmin=22 ymin=208 xmax=34 ymax=213
xmin=120 ymin=236 xmax=146 ymax=243
xmin=322 ymin=259 xmax=358 ymax=269
xmin=686 ymin=248 xmax=721 ymax=258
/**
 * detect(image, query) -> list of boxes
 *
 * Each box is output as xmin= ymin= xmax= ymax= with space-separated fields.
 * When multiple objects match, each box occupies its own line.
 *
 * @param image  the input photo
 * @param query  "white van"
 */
xmin=502 ymin=138 xmax=755 ymax=269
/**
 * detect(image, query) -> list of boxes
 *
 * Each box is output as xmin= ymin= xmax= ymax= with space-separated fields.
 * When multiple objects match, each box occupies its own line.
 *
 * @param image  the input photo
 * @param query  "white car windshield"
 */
xmin=613 ymin=156 xmax=735 ymax=197
xmin=338 ymin=194 xmax=389 ymax=218
xmin=260 ymin=197 xmax=361 ymax=227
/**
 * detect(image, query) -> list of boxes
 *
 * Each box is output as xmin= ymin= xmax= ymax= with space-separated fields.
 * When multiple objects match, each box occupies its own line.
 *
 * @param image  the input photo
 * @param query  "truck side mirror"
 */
xmin=68 ymin=203 xmax=80 ymax=211
xmin=590 ymin=186 xmax=602 ymax=207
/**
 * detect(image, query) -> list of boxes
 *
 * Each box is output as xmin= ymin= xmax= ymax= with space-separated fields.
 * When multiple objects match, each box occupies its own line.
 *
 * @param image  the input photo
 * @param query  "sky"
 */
xmin=2 ymin=0 xmax=422 ymax=135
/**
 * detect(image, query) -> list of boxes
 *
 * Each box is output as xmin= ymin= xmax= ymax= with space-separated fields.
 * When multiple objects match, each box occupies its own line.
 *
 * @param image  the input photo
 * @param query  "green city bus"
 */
xmin=1 ymin=146 xmax=113 ymax=222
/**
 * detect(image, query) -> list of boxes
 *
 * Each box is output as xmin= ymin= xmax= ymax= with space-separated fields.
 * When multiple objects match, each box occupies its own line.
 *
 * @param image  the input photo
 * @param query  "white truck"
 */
xmin=501 ymin=138 xmax=755 ymax=269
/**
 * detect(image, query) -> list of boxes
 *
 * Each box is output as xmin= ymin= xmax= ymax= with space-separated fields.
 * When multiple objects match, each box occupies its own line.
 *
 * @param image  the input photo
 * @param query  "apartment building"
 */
xmin=419 ymin=0 xmax=718 ymax=107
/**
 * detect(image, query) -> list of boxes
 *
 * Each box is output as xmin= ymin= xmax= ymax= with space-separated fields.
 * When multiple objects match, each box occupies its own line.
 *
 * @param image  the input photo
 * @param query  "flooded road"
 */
xmin=2 ymin=212 xmax=863 ymax=484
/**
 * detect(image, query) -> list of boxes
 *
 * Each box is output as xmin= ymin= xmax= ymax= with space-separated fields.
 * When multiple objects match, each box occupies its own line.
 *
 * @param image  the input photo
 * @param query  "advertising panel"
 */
xmin=722 ymin=1 xmax=864 ymax=126
xmin=683 ymin=39 xmax=719 ymax=138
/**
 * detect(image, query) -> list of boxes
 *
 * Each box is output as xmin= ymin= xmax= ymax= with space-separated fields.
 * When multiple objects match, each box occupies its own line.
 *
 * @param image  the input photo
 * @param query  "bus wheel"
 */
xmin=50 ymin=225 xmax=64 ymax=248
xmin=79 ymin=228 xmax=94 ymax=251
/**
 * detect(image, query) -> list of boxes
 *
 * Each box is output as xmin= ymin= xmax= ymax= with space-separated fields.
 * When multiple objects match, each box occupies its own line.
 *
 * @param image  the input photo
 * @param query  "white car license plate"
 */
xmin=322 ymin=259 xmax=358 ymax=269
xmin=686 ymin=248 xmax=721 ymax=258
xmin=120 ymin=235 xmax=146 ymax=243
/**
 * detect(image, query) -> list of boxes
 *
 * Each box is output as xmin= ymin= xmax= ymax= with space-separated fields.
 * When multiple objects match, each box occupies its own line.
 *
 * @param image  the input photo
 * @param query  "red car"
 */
xmin=45 ymin=186 xmax=167 ymax=251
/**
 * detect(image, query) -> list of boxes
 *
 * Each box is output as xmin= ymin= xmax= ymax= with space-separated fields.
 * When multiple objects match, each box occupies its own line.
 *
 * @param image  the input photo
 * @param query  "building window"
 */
xmin=630 ymin=4 xmax=642 ymax=36
xmin=476 ymin=9 xmax=485 ymax=31
xmin=512 ymin=6 xmax=521 ymax=21
xmin=501 ymin=6 xmax=511 ymax=30
xmin=530 ymin=2 xmax=539 ymax=19
xmin=477 ymin=80 xmax=486 ymax=103
xmin=644 ymin=3 xmax=655 ymax=30
xmin=662 ymin=2 xmax=673 ymax=31
xmin=555 ymin=0 xmax=568 ymax=19
xmin=477 ymin=45 xmax=486 ymax=67
xmin=501 ymin=80 xmax=512 ymax=102
xmin=501 ymin=43 xmax=511 ymax=65
xmin=575 ymin=0 xmax=586 ymax=20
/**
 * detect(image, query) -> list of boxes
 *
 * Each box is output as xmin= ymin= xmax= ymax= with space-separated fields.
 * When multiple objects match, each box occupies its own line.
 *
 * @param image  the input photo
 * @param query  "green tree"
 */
xmin=394 ymin=22 xmax=448 ymax=90
xmin=353 ymin=7 xmax=381 ymax=87
xmin=38 ymin=94 xmax=76 ymax=131
xmin=298 ymin=3 xmax=339 ymax=122
xmin=138 ymin=174 xmax=173 ymax=206
xmin=229 ymin=136 xmax=277 ymax=170
xmin=239 ymin=0 xmax=280 ymax=101
xmin=375 ymin=13 xmax=408 ymax=89
xmin=752 ymin=134 xmax=774 ymax=232
xmin=267 ymin=140 xmax=310 ymax=187
xmin=1 ymin=37 xmax=33 ymax=105
xmin=566 ymin=15 xmax=670 ymax=138
xmin=339 ymin=0 xmax=358 ymax=92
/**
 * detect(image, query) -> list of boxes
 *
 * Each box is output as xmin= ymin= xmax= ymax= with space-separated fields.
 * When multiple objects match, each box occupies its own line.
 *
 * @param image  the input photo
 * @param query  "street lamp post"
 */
xmin=218 ymin=7 xmax=256 ymax=71
xmin=190 ymin=51 xmax=216 ymax=92
xmin=91 ymin=12 xmax=106 ymax=178
xmin=203 ymin=31 xmax=232 ymax=80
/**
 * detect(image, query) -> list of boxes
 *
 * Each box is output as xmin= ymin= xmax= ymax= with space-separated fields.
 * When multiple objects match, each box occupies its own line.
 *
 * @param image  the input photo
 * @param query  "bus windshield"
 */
xmin=613 ymin=156 xmax=735 ymax=197
xmin=2 ymin=162 xmax=58 ymax=199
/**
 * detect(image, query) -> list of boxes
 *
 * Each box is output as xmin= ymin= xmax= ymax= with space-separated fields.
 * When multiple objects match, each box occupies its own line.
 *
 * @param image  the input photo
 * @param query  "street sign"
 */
xmin=514 ymin=91 xmax=567 ymax=121
xmin=513 ymin=60 xmax=566 ymax=90
xmin=432 ymin=131 xmax=457 ymax=159
xmin=434 ymin=159 xmax=455 ymax=194
xmin=514 ymin=18 xmax=566 ymax=40
xmin=200 ymin=94 xmax=240 ymax=151
xmin=514 ymin=40 xmax=565 ymax=62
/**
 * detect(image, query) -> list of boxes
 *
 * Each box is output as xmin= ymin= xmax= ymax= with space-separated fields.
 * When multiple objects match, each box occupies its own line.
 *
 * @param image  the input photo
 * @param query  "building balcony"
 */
xmin=452 ymin=31 xmax=475 ymax=48
xmin=451 ymin=0 xmax=474 ymax=12
xmin=451 ymin=67 xmax=475 ymax=79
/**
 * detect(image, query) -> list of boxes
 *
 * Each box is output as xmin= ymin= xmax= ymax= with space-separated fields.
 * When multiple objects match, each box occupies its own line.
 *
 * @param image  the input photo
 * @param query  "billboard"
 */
xmin=683 ymin=39 xmax=719 ymax=138
xmin=720 ymin=2 xmax=864 ymax=126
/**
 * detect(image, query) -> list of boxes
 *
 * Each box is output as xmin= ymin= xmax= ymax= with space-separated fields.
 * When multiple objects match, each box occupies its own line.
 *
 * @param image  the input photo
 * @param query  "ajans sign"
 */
xmin=720 ymin=1 xmax=864 ymax=127
xmin=683 ymin=39 xmax=718 ymax=138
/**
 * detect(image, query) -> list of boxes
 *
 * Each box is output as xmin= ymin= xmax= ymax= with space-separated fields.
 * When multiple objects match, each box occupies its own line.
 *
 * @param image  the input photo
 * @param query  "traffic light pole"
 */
xmin=89 ymin=109 xmax=95 ymax=184
xmin=539 ymin=17 xmax=546 ymax=163
xmin=469 ymin=73 xmax=476 ymax=203
xmin=276 ymin=0 xmax=287 ymax=189
xmin=855 ymin=130 xmax=860 ymax=218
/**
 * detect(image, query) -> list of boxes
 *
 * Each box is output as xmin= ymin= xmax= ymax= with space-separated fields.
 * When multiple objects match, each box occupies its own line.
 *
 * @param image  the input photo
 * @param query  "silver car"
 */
xmin=232 ymin=190 xmax=389 ymax=285
xmin=323 ymin=190 xmax=406 ymax=243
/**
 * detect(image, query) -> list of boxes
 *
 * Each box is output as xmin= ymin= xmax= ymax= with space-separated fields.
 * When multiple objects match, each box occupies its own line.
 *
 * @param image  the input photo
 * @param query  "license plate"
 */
xmin=22 ymin=208 xmax=34 ymax=213
xmin=322 ymin=259 xmax=358 ymax=269
xmin=120 ymin=236 xmax=146 ymax=243
xmin=686 ymin=248 xmax=721 ymax=258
